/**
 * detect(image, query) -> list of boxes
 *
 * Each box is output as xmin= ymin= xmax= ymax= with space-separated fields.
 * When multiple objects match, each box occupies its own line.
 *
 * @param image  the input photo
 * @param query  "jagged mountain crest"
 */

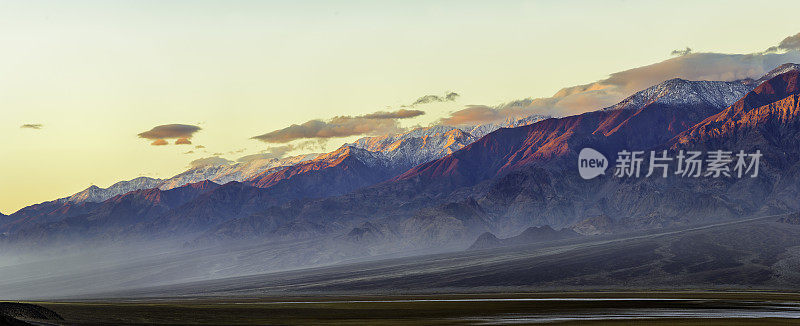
xmin=345 ymin=115 xmax=551 ymax=169
xmin=603 ymin=78 xmax=753 ymax=112
xmin=754 ymin=63 xmax=800 ymax=85
xmin=733 ymin=69 xmax=800 ymax=113
xmin=246 ymin=145 xmax=394 ymax=190
xmin=463 ymin=114 xmax=551 ymax=139
xmin=347 ymin=126 xmax=477 ymax=168
xmin=671 ymin=69 xmax=800 ymax=151
xmin=157 ymin=153 xmax=320 ymax=190
xmin=62 ymin=176 xmax=164 ymax=204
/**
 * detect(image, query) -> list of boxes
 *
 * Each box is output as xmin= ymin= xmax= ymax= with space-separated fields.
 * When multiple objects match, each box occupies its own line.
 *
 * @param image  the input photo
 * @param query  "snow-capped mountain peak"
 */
xmin=464 ymin=114 xmax=551 ymax=139
xmin=63 ymin=176 xmax=164 ymax=204
xmin=347 ymin=125 xmax=476 ymax=168
xmin=754 ymin=63 xmax=800 ymax=85
xmin=157 ymin=153 xmax=320 ymax=190
xmin=603 ymin=78 xmax=753 ymax=112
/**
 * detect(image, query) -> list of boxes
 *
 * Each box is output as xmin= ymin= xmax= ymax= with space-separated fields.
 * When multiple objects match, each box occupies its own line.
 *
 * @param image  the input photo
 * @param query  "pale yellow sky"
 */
xmin=2 ymin=0 xmax=800 ymax=213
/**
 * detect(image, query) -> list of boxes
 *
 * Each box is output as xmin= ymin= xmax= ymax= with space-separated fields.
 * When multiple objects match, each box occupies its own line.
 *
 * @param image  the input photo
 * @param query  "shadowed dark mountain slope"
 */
xmin=1 ymin=146 xmax=410 ymax=243
xmin=1 ymin=181 xmax=219 ymax=245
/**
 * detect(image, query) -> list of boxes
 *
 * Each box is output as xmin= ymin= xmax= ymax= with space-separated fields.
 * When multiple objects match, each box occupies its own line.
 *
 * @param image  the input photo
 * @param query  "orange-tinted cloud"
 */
xmin=439 ymin=105 xmax=505 ymax=126
xmin=362 ymin=109 xmax=425 ymax=119
xmin=151 ymin=139 xmax=168 ymax=146
xmin=175 ymin=138 xmax=192 ymax=145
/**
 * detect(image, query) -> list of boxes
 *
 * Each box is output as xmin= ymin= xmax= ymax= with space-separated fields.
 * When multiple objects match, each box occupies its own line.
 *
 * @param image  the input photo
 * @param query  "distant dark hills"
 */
xmin=2 ymin=64 xmax=800 ymax=265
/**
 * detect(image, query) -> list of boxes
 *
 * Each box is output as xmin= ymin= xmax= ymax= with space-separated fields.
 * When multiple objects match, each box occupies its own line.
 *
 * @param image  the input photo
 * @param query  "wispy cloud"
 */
xmin=438 ymin=105 xmax=512 ymax=126
xmin=237 ymin=145 xmax=295 ymax=163
xmin=766 ymin=32 xmax=800 ymax=53
xmin=189 ymin=156 xmax=233 ymax=169
xmin=252 ymin=109 xmax=424 ymax=144
xmin=405 ymin=92 xmax=459 ymax=107
xmin=20 ymin=123 xmax=43 ymax=130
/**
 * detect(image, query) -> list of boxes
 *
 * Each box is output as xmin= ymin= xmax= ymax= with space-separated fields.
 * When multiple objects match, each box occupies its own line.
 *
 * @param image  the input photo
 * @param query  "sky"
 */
xmin=2 ymin=0 xmax=800 ymax=214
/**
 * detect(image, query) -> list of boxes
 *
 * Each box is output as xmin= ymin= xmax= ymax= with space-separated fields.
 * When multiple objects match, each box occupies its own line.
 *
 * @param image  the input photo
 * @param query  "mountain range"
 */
xmin=2 ymin=64 xmax=800 ymax=275
xmin=0 ymin=115 xmax=548 ymax=242
xmin=194 ymin=63 xmax=799 ymax=247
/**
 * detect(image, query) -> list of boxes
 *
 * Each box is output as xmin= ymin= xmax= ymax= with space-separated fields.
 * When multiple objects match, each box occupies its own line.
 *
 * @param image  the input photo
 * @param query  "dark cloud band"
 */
xmin=138 ymin=124 xmax=201 ymax=140
xmin=138 ymin=124 xmax=202 ymax=146
xmin=251 ymin=109 xmax=424 ymax=143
